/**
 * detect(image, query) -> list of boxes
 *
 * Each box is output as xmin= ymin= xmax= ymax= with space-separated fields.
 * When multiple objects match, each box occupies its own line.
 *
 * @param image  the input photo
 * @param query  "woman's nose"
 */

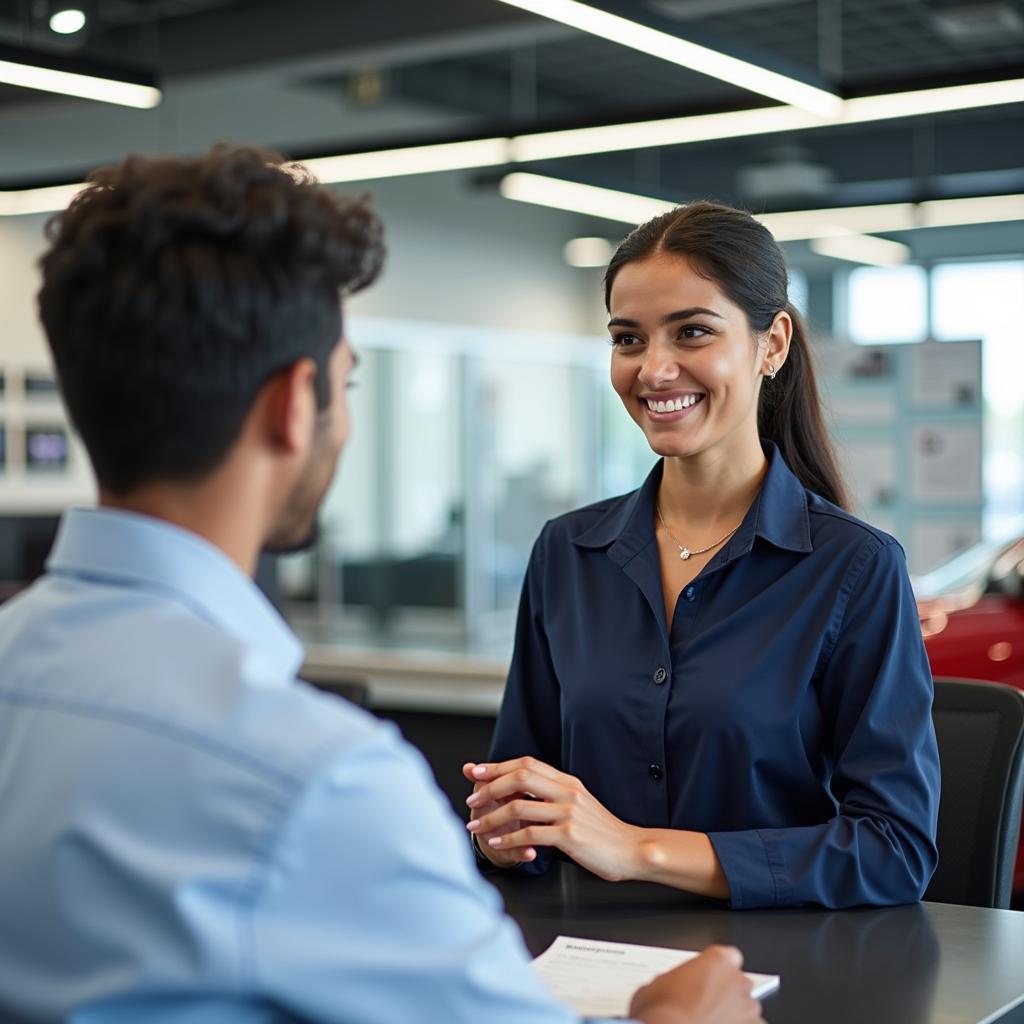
xmin=639 ymin=345 xmax=680 ymax=387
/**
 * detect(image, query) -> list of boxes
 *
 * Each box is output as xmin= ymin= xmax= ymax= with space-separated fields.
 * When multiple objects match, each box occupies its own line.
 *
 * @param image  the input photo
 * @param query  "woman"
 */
xmin=463 ymin=201 xmax=939 ymax=910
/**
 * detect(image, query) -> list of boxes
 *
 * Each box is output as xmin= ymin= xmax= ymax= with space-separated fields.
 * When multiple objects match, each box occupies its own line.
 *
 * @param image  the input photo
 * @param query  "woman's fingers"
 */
xmin=466 ymin=768 xmax=573 ymax=809
xmin=483 ymin=824 xmax=563 ymax=852
xmin=466 ymin=798 xmax=562 ymax=836
xmin=469 ymin=756 xmax=568 ymax=785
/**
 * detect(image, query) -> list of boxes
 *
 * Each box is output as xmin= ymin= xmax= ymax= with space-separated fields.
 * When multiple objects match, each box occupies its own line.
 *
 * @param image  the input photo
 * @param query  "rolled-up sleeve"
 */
xmin=708 ymin=539 xmax=940 ymax=909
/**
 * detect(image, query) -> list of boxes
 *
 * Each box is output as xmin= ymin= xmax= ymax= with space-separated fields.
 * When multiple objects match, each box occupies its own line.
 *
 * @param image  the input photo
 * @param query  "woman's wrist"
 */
xmin=629 ymin=829 xmax=730 ymax=899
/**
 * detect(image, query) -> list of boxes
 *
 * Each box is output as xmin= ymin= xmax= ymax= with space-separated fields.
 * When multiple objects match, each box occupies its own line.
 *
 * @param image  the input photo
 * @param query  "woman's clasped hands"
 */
xmin=462 ymin=756 xmax=645 ymax=881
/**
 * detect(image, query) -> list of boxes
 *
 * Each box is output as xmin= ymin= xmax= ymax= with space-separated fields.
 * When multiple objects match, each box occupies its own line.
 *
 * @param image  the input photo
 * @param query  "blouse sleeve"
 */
xmin=707 ymin=538 xmax=940 ymax=909
xmin=487 ymin=528 xmax=563 ymax=876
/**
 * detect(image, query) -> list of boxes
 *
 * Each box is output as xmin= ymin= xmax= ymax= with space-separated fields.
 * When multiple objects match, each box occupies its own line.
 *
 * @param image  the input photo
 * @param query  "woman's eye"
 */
xmin=680 ymin=324 xmax=713 ymax=340
xmin=609 ymin=333 xmax=643 ymax=347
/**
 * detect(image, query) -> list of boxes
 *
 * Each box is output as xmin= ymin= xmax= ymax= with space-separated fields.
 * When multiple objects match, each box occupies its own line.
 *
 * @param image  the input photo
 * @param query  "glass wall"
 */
xmin=279 ymin=319 xmax=646 ymax=656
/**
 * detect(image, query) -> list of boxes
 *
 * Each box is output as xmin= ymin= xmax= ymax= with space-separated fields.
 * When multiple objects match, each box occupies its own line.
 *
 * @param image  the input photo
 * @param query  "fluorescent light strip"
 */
xmin=498 ymin=173 xmax=1024 ymax=240
xmin=810 ymin=233 xmax=911 ymax=266
xmin=760 ymin=203 xmax=918 ymax=241
xmin=304 ymin=138 xmax=511 ymax=183
xmin=515 ymin=77 xmax=1024 ymax=161
xmin=500 ymin=173 xmax=673 ymax=223
xmin=920 ymin=193 xmax=1024 ymax=228
xmin=0 ymin=182 xmax=85 ymax=217
xmin=0 ymin=58 xmax=160 ymax=109
xmin=494 ymin=0 xmax=841 ymax=117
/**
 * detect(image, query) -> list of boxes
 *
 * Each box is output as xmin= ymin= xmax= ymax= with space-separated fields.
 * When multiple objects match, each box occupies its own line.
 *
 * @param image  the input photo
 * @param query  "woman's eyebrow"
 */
xmin=608 ymin=307 xmax=725 ymax=329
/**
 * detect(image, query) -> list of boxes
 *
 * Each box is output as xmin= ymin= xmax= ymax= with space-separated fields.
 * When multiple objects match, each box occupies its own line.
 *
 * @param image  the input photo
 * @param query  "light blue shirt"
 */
xmin=0 ymin=508 xmax=582 ymax=1024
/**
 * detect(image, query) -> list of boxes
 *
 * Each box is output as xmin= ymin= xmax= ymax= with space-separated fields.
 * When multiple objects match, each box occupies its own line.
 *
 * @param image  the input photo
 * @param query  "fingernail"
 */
xmin=472 ymin=765 xmax=488 ymax=778
xmin=487 ymin=836 xmax=503 ymax=847
xmin=465 ymin=819 xmax=480 ymax=832
xmin=466 ymin=793 xmax=480 ymax=807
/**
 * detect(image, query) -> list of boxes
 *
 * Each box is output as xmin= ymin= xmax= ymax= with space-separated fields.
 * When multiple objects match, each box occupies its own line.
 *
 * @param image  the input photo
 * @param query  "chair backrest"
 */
xmin=925 ymin=677 xmax=1024 ymax=909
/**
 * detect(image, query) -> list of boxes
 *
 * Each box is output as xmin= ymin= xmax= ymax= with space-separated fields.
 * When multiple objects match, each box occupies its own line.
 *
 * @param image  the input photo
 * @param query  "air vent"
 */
xmin=736 ymin=145 xmax=835 ymax=205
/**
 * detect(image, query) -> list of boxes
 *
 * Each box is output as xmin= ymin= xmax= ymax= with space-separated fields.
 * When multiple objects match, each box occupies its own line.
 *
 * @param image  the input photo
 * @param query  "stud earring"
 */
xmin=766 ymin=364 xmax=777 ymax=380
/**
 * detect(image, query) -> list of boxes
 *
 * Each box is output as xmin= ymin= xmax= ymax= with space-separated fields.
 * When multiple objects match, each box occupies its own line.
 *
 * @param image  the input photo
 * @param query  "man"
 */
xmin=0 ymin=145 xmax=762 ymax=1024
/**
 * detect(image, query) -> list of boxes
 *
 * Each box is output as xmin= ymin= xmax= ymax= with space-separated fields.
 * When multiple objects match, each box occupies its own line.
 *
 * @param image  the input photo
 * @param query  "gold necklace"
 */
xmin=655 ymin=504 xmax=740 ymax=561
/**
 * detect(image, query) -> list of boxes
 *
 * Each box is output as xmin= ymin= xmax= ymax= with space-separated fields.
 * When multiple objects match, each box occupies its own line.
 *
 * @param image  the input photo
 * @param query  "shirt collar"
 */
xmin=572 ymin=441 xmax=812 ymax=561
xmin=46 ymin=507 xmax=304 ymax=686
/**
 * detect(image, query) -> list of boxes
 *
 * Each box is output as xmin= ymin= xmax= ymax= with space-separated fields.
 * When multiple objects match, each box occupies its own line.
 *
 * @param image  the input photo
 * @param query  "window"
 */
xmin=847 ymin=265 xmax=928 ymax=345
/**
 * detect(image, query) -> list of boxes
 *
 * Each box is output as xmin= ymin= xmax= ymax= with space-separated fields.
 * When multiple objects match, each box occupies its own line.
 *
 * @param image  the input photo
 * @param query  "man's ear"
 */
xmin=261 ymin=358 xmax=318 ymax=455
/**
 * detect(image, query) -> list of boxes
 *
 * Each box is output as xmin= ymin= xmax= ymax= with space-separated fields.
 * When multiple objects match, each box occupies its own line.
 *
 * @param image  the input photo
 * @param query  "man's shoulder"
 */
xmin=0 ymin=575 xmax=392 ymax=792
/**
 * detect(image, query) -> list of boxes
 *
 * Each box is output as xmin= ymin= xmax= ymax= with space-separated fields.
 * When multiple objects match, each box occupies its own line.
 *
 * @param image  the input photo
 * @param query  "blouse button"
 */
xmin=653 ymin=666 xmax=668 ymax=685
xmin=684 ymin=586 xmax=696 ymax=601
xmin=648 ymin=763 xmax=664 ymax=782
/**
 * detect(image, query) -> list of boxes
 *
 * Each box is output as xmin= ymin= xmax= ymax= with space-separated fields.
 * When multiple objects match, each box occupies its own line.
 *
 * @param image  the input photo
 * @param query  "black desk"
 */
xmin=490 ymin=863 xmax=1024 ymax=1024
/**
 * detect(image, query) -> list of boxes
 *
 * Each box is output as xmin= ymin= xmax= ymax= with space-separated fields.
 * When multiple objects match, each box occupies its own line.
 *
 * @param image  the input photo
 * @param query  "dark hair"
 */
xmin=38 ymin=143 xmax=385 ymax=495
xmin=604 ymin=201 xmax=850 ymax=510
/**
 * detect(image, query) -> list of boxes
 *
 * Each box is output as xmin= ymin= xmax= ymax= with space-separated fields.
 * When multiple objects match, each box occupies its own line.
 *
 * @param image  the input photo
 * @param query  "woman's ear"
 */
xmin=762 ymin=310 xmax=793 ymax=376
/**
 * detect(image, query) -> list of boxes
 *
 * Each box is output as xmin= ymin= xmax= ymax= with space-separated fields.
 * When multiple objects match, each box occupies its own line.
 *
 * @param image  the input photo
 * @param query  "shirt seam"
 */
xmin=814 ymin=537 xmax=892 ymax=678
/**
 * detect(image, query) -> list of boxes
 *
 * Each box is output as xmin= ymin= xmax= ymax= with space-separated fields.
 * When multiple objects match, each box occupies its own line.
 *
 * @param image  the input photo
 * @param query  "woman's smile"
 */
xmin=639 ymin=391 xmax=707 ymax=422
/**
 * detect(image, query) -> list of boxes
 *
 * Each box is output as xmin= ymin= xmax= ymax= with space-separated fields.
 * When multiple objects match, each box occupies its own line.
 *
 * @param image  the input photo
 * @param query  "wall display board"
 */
xmin=817 ymin=341 xmax=982 ymax=575
xmin=0 ymin=363 xmax=94 ymax=513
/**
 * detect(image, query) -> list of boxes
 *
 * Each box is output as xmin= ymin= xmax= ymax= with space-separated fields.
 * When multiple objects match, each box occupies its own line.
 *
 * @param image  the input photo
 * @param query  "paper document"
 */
xmin=533 ymin=935 xmax=779 ymax=1018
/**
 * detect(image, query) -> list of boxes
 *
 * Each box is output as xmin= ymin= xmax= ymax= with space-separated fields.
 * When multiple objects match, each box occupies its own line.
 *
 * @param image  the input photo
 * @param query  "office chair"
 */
xmin=924 ymin=677 xmax=1024 ymax=909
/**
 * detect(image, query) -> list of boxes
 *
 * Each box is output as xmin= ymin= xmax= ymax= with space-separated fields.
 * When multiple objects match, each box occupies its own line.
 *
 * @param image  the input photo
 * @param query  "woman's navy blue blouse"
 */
xmin=489 ymin=443 xmax=940 ymax=910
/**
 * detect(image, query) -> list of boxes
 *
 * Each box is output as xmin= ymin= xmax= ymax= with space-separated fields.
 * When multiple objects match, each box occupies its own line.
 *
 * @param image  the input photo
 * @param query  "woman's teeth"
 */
xmin=645 ymin=395 xmax=702 ymax=413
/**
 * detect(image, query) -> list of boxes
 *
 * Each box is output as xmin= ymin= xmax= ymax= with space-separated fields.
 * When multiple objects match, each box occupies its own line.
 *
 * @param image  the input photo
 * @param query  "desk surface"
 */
xmin=490 ymin=863 xmax=1024 ymax=1024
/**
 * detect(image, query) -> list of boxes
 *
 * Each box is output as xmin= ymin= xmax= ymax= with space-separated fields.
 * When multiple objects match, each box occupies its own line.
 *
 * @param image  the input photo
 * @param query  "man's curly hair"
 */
xmin=38 ymin=144 xmax=385 ymax=494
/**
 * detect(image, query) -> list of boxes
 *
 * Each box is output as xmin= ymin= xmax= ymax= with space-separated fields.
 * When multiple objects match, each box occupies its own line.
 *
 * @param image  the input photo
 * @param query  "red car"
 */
xmin=915 ymin=533 xmax=1024 ymax=897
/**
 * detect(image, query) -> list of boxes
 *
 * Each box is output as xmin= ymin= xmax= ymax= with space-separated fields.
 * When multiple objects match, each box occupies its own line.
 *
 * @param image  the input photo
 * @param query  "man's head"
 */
xmin=37 ymin=144 xmax=384 ymax=550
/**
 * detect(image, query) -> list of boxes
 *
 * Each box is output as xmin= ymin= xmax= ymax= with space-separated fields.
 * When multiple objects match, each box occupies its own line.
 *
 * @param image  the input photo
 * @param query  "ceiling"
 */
xmin=0 ymin=0 xmax=1021 ymax=256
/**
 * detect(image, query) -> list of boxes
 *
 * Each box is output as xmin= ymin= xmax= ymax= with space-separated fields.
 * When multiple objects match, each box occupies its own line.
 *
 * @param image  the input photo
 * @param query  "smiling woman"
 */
xmin=464 ymin=201 xmax=941 ymax=911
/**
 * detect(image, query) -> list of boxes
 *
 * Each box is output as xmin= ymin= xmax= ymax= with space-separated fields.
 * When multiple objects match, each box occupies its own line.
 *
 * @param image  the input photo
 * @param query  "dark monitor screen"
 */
xmin=0 ymin=515 xmax=61 ymax=601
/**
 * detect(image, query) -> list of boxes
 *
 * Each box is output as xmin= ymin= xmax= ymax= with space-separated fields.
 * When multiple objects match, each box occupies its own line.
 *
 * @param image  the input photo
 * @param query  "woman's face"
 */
xmin=608 ymin=252 xmax=780 ymax=462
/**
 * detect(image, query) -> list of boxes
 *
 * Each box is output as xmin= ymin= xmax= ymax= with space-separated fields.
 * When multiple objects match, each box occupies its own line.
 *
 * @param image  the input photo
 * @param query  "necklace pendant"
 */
xmin=679 ymin=547 xmax=691 ymax=560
